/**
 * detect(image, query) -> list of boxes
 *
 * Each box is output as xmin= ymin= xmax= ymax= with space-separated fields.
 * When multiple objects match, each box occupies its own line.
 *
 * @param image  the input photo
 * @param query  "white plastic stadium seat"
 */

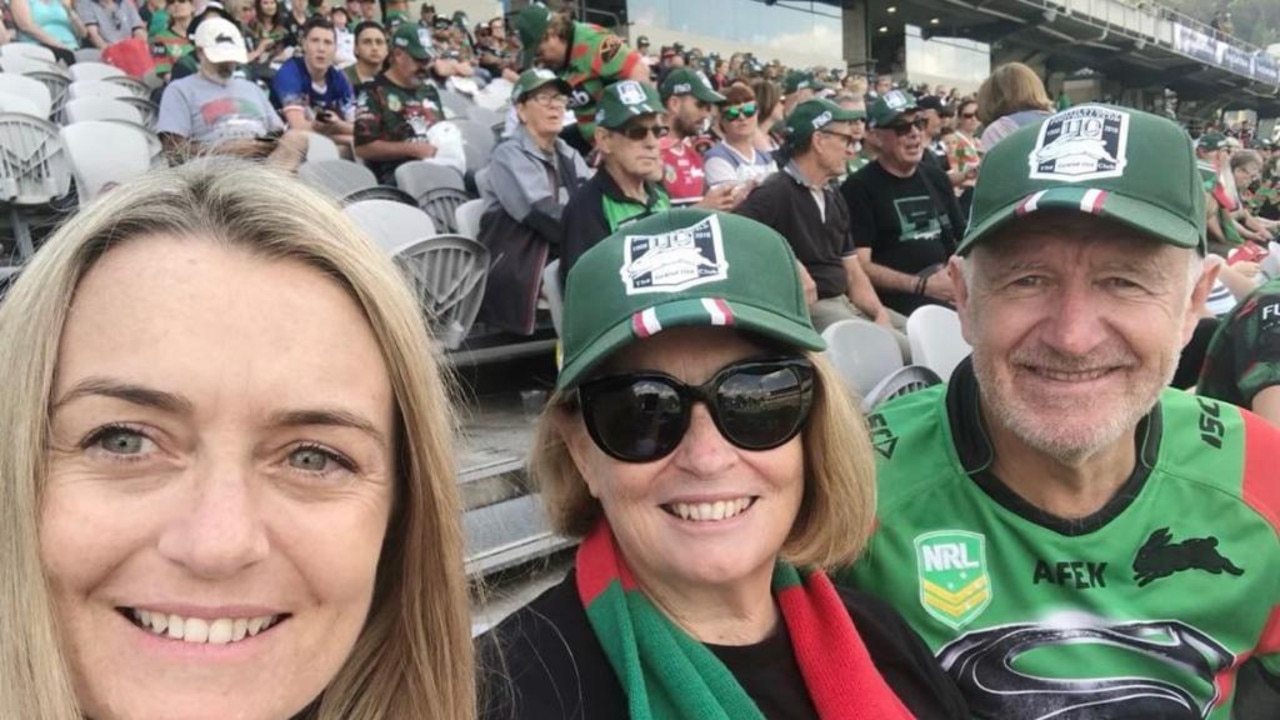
xmin=342 ymin=199 xmax=436 ymax=254
xmin=420 ymin=186 xmax=469 ymax=234
xmin=0 ymin=91 xmax=42 ymax=118
xmin=69 ymin=61 xmax=126 ymax=83
xmin=0 ymin=113 xmax=72 ymax=258
xmin=1 ymin=43 xmax=57 ymax=64
xmin=297 ymin=159 xmax=377 ymax=199
xmin=306 ymin=132 xmax=341 ymax=161
xmin=395 ymin=159 xmax=465 ymax=198
xmin=389 ymin=234 xmax=489 ymax=349
xmin=906 ymin=305 xmax=972 ymax=382
xmin=860 ymin=365 xmax=943 ymax=413
xmin=60 ymin=121 xmax=152 ymax=204
xmin=820 ymin=318 xmax=905 ymax=397
xmin=0 ymin=74 xmax=52 ymax=119
xmin=63 ymin=96 xmax=144 ymax=124
xmin=454 ymin=198 xmax=484 ymax=239
xmin=68 ymin=79 xmax=133 ymax=101
xmin=73 ymin=48 xmax=104 ymax=64
xmin=542 ymin=259 xmax=563 ymax=337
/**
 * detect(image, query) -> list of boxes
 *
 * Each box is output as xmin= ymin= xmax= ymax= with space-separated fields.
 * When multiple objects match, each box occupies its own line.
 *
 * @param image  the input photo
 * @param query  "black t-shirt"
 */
xmin=736 ymin=167 xmax=854 ymax=300
xmin=477 ymin=570 xmax=970 ymax=720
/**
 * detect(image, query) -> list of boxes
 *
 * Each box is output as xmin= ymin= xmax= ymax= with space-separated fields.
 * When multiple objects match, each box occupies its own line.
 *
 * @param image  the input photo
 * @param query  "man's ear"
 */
xmin=1182 ymin=254 xmax=1219 ymax=347
xmin=948 ymin=255 xmax=975 ymax=346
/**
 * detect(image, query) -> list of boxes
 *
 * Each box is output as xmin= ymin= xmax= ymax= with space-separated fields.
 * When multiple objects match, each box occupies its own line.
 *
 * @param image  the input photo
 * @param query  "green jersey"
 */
xmin=841 ymin=363 xmax=1280 ymax=719
xmin=560 ymin=22 xmax=643 ymax=141
xmin=1198 ymin=278 xmax=1280 ymax=409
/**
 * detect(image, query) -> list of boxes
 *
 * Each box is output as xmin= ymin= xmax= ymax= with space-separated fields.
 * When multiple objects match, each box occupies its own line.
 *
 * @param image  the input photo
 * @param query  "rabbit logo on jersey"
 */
xmin=937 ymin=616 xmax=1232 ymax=719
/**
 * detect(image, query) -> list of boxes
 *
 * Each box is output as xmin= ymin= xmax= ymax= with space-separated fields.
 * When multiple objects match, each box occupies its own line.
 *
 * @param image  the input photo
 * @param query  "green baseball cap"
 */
xmin=659 ymin=67 xmax=725 ymax=103
xmin=558 ymin=209 xmax=825 ymax=391
xmin=782 ymin=71 xmax=826 ymax=95
xmin=594 ymin=80 xmax=663 ymax=130
xmin=512 ymin=67 xmax=570 ymax=103
xmin=867 ymin=89 xmax=918 ymax=128
xmin=1196 ymin=132 xmax=1227 ymax=152
xmin=783 ymin=98 xmax=863 ymax=145
xmin=390 ymin=23 xmax=432 ymax=61
xmin=959 ymin=104 xmax=1206 ymax=256
xmin=513 ymin=4 xmax=552 ymax=68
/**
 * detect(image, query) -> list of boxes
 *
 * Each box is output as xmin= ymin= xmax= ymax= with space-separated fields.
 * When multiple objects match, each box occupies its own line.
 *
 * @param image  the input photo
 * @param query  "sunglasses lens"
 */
xmin=582 ymin=378 xmax=687 ymax=462
xmin=715 ymin=364 xmax=812 ymax=450
xmin=743 ymin=103 xmax=756 ymax=117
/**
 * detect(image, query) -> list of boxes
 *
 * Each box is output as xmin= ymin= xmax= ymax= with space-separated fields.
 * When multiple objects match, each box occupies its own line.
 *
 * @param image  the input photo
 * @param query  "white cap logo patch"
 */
xmin=811 ymin=110 xmax=833 ymax=129
xmin=616 ymin=81 xmax=648 ymax=106
xmin=1029 ymin=106 xmax=1129 ymax=182
xmin=621 ymin=215 xmax=729 ymax=295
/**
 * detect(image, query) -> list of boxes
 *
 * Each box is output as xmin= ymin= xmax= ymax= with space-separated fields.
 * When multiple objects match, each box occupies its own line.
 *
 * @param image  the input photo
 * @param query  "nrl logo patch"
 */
xmin=1029 ymin=106 xmax=1129 ymax=182
xmin=811 ymin=110 xmax=833 ymax=129
xmin=915 ymin=530 xmax=992 ymax=630
xmin=620 ymin=214 xmax=729 ymax=295
xmin=616 ymin=80 xmax=648 ymax=106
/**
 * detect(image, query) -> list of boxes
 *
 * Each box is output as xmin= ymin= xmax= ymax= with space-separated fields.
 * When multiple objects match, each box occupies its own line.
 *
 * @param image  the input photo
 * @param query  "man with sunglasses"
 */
xmin=657 ymin=67 xmax=737 ymax=209
xmin=560 ymin=80 xmax=672 ymax=283
xmin=736 ymin=98 xmax=907 ymax=356
xmin=842 ymin=90 xmax=966 ymax=316
xmin=352 ymin=23 xmax=444 ymax=183
xmin=842 ymin=105 xmax=1280 ymax=719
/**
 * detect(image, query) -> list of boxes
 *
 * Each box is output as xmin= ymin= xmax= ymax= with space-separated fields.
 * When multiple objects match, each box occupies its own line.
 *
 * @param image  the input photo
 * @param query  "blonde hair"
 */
xmin=0 ymin=161 xmax=474 ymax=720
xmin=976 ymin=62 xmax=1052 ymax=125
xmin=530 ymin=351 xmax=877 ymax=570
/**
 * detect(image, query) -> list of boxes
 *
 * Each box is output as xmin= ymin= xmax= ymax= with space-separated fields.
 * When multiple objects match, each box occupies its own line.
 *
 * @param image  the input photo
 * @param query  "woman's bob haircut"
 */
xmin=530 ymin=346 xmax=878 ymax=571
xmin=0 ymin=160 xmax=474 ymax=720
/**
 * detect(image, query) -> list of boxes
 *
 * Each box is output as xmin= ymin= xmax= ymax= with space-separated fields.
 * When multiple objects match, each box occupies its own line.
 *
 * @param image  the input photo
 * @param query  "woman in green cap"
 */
xmin=478 ymin=209 xmax=966 ymax=720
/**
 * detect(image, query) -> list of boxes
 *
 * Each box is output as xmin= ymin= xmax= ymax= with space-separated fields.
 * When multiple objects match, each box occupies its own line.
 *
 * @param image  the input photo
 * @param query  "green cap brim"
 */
xmin=556 ymin=298 xmax=825 ymax=391
xmin=693 ymin=85 xmax=726 ymax=103
xmin=517 ymin=76 xmax=571 ymax=102
xmin=957 ymin=186 xmax=1204 ymax=256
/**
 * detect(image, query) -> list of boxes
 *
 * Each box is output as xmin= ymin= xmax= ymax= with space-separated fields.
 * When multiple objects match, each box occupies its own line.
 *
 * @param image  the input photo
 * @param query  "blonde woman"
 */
xmin=479 ymin=209 xmax=966 ymax=719
xmin=0 ymin=161 xmax=474 ymax=720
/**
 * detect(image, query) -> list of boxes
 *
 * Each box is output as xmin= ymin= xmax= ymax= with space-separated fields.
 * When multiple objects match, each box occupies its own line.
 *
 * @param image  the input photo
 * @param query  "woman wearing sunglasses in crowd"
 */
xmin=479 ymin=208 xmax=967 ymax=720
xmin=704 ymin=83 xmax=777 ymax=191
xmin=0 ymin=161 xmax=475 ymax=720
xmin=559 ymin=80 xmax=672 ymax=284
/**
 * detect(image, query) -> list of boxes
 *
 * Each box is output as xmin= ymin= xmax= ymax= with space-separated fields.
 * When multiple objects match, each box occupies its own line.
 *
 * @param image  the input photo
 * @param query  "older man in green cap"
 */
xmin=736 ymin=97 xmax=904 ymax=352
xmin=353 ymin=23 xmax=444 ymax=182
xmin=512 ymin=4 xmax=648 ymax=152
xmin=842 ymin=104 xmax=1280 ymax=718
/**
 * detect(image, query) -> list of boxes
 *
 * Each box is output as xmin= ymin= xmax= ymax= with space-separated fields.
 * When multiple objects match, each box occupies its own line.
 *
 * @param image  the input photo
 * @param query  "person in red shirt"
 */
xmin=658 ymin=67 xmax=737 ymax=209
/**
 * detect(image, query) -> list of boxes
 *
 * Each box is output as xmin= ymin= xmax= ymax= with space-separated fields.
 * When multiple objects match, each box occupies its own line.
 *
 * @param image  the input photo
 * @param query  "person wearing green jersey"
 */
xmin=560 ymin=80 xmax=671 ymax=283
xmin=352 ymin=23 xmax=443 ymax=183
xmin=841 ymin=105 xmax=1280 ymax=719
xmin=512 ymin=4 xmax=648 ymax=152
xmin=1198 ymin=278 xmax=1280 ymax=425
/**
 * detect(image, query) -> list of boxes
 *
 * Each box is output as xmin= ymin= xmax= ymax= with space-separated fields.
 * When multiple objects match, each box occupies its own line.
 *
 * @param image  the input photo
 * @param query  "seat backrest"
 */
xmin=0 ymin=91 xmax=42 ymax=118
xmin=3 ymin=44 xmax=57 ymax=63
xmin=542 ymin=259 xmax=563 ymax=337
xmin=306 ymin=132 xmax=341 ymax=162
xmin=453 ymin=198 xmax=485 ymax=239
xmin=116 ymin=96 xmax=157 ymax=126
xmin=394 ymin=159 xmax=465 ymax=199
xmin=73 ymin=47 xmax=104 ymax=64
xmin=63 ymin=96 xmax=143 ymax=124
xmin=860 ymin=365 xmax=943 ymax=413
xmin=420 ymin=186 xmax=470 ymax=234
xmin=0 ymin=113 xmax=72 ymax=203
xmin=0 ymin=74 xmax=52 ymax=118
xmin=906 ymin=305 xmax=972 ymax=382
xmin=68 ymin=79 xmax=132 ymax=101
xmin=60 ymin=121 xmax=152 ymax=204
xmin=449 ymin=119 xmax=496 ymax=175
xmin=298 ymin=159 xmax=378 ymax=199
xmin=70 ymin=61 xmax=126 ymax=83
xmin=390 ymin=234 xmax=490 ymax=349
xmin=438 ymin=88 xmax=473 ymax=118
xmin=103 ymin=75 xmax=152 ymax=99
xmin=340 ymin=185 xmax=418 ymax=206
xmin=24 ymin=69 xmax=70 ymax=117
xmin=343 ymin=199 xmax=436 ymax=253
xmin=0 ymin=54 xmax=62 ymax=75
xmin=463 ymin=104 xmax=503 ymax=131
xmin=820 ymin=318 xmax=906 ymax=396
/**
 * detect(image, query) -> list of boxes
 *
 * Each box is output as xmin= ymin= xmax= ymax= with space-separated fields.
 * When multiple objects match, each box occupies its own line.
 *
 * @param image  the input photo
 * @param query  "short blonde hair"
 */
xmin=976 ymin=62 xmax=1052 ymax=125
xmin=0 ymin=161 xmax=474 ymax=720
xmin=529 ymin=350 xmax=877 ymax=570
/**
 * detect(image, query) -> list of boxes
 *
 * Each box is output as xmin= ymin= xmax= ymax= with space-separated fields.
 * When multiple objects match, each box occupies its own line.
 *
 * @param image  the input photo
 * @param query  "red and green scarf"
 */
xmin=575 ymin=521 xmax=916 ymax=720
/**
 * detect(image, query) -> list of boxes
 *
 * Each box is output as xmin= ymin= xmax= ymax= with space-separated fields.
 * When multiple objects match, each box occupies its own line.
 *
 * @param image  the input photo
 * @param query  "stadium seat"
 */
xmin=60 ymin=121 xmax=152 ymax=204
xmin=542 ymin=259 xmax=563 ymax=336
xmin=464 ymin=104 xmax=503 ymax=131
xmin=1 ymin=43 xmax=56 ymax=64
xmin=63 ymin=96 xmax=144 ymax=124
xmin=69 ymin=62 xmax=126 ymax=83
xmin=68 ymin=79 xmax=132 ymax=101
xmin=73 ymin=48 xmax=104 ymax=64
xmin=453 ymin=198 xmax=484 ymax=239
xmin=438 ymin=87 xmax=473 ymax=118
xmin=343 ymin=198 xmax=436 ymax=253
xmin=448 ymin=119 xmax=496 ymax=176
xmin=419 ymin=186 xmax=469 ymax=234
xmin=395 ymin=159 xmax=465 ymax=197
xmin=339 ymin=185 xmax=417 ymax=205
xmin=906 ymin=305 xmax=972 ymax=382
xmin=0 ymin=113 xmax=72 ymax=259
xmin=860 ymin=365 xmax=943 ymax=413
xmin=388 ymin=234 xmax=489 ymax=350
xmin=0 ymin=91 xmax=43 ymax=118
xmin=305 ymin=132 xmax=341 ymax=161
xmin=297 ymin=158 xmax=377 ymax=199
xmin=0 ymin=74 xmax=52 ymax=119
xmin=820 ymin=318 xmax=905 ymax=397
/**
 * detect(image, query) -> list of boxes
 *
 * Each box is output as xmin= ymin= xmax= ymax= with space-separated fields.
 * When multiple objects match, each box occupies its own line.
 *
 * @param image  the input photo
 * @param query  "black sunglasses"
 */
xmin=885 ymin=117 xmax=928 ymax=135
xmin=618 ymin=124 xmax=670 ymax=141
xmin=722 ymin=102 xmax=757 ymax=120
xmin=577 ymin=357 xmax=815 ymax=463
